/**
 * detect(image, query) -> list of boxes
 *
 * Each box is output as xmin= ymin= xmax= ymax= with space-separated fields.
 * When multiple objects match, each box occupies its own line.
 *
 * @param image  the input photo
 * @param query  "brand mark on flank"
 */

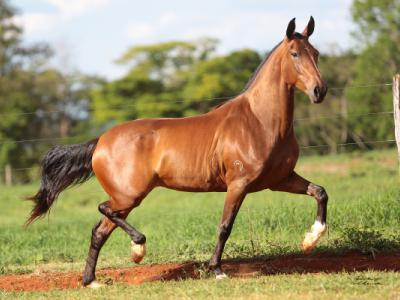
xmin=233 ymin=160 xmax=244 ymax=172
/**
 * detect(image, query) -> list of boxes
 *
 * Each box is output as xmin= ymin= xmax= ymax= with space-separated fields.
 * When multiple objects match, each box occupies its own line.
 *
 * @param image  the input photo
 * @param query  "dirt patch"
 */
xmin=1 ymin=251 xmax=399 ymax=292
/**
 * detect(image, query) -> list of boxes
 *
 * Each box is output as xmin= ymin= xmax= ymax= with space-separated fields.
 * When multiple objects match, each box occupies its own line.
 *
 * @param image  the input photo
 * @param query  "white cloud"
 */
xmin=125 ymin=10 xmax=351 ymax=55
xmin=127 ymin=23 xmax=156 ymax=40
xmin=46 ymin=0 xmax=111 ymax=18
xmin=125 ymin=11 xmax=291 ymax=52
xmin=126 ymin=12 xmax=178 ymax=42
xmin=159 ymin=12 xmax=178 ymax=26
xmin=12 ymin=13 xmax=57 ymax=35
xmin=13 ymin=1 xmax=353 ymax=79
xmin=14 ymin=0 xmax=111 ymax=35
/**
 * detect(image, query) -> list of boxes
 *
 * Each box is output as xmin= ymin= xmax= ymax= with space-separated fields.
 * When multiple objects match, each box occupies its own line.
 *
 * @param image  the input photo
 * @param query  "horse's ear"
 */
xmin=286 ymin=18 xmax=296 ymax=40
xmin=302 ymin=16 xmax=315 ymax=38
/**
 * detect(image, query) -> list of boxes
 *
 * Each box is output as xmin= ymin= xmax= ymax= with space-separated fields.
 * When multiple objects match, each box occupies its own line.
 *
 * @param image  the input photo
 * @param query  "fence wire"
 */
xmin=0 ymin=82 xmax=393 ymax=119
xmin=0 ymin=81 xmax=396 ymax=176
xmin=0 ymin=110 xmax=394 ymax=146
xmin=0 ymin=139 xmax=395 ymax=175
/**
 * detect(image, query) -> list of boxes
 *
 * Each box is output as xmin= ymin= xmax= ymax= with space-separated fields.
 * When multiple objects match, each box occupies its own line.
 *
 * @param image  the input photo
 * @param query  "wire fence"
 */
xmin=0 ymin=82 xmax=393 ymax=119
xmin=0 ymin=137 xmax=395 ymax=176
xmin=0 ymin=81 xmax=396 ymax=176
xmin=0 ymin=82 xmax=394 ymax=146
xmin=300 ymin=139 xmax=396 ymax=149
xmin=0 ymin=110 xmax=394 ymax=147
xmin=329 ymin=82 xmax=393 ymax=90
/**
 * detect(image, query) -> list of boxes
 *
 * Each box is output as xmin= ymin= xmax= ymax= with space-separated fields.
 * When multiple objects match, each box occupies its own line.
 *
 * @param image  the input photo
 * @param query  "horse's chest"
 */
xmin=251 ymin=140 xmax=299 ymax=191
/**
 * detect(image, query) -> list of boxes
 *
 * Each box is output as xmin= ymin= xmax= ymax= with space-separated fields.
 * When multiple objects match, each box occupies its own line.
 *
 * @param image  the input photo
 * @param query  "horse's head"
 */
xmin=281 ymin=17 xmax=327 ymax=103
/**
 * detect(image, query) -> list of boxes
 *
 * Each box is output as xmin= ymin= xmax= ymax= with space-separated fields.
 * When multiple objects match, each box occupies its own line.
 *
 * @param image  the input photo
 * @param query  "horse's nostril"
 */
xmin=314 ymin=86 xmax=320 ymax=98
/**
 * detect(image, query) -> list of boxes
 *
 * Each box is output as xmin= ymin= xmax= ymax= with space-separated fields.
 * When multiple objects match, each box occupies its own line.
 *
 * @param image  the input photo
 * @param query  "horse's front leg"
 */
xmin=271 ymin=172 xmax=328 ymax=253
xmin=209 ymin=181 xmax=247 ymax=278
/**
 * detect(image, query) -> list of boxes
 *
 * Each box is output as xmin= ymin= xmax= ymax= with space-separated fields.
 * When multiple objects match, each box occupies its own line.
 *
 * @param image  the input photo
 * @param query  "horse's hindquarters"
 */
xmin=92 ymin=125 xmax=158 ymax=203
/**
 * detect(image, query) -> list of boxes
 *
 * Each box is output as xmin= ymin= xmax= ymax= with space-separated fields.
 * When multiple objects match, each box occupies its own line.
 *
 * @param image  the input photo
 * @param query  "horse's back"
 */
xmin=92 ymin=109 xmax=228 ymax=195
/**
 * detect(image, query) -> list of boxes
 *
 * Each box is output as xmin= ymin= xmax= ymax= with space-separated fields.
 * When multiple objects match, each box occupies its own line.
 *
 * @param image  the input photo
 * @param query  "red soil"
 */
xmin=1 ymin=251 xmax=399 ymax=292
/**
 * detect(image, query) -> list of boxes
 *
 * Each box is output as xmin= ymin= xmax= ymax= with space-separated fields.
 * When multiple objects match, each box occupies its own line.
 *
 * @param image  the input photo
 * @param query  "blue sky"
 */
xmin=13 ymin=0 xmax=354 ymax=79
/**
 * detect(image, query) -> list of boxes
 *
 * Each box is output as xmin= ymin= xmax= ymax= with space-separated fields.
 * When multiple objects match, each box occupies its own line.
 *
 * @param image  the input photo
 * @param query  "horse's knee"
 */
xmin=98 ymin=201 xmax=109 ymax=215
xmin=316 ymin=187 xmax=328 ymax=205
xmin=309 ymin=184 xmax=328 ymax=204
xmin=98 ymin=201 xmax=121 ymax=218
xmin=131 ymin=232 xmax=146 ymax=244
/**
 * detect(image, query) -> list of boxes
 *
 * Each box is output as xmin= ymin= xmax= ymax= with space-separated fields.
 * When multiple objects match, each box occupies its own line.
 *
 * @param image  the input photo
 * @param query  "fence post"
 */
xmin=4 ymin=164 xmax=12 ymax=186
xmin=393 ymin=74 xmax=400 ymax=168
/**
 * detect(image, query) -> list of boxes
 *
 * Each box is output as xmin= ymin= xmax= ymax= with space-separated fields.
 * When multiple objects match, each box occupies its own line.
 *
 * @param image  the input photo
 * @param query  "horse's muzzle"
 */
xmin=312 ymin=83 xmax=328 ymax=103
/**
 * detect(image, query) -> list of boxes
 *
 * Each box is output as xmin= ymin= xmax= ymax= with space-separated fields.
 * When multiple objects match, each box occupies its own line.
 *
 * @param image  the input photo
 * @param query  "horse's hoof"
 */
xmin=86 ymin=280 xmax=105 ymax=289
xmin=131 ymin=241 xmax=146 ymax=263
xmin=216 ymin=273 xmax=228 ymax=280
xmin=302 ymin=221 xmax=327 ymax=254
xmin=302 ymin=232 xmax=317 ymax=254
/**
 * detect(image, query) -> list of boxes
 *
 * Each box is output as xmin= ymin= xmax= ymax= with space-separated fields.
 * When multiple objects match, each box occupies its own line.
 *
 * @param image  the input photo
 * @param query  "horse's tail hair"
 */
xmin=26 ymin=138 xmax=99 ymax=225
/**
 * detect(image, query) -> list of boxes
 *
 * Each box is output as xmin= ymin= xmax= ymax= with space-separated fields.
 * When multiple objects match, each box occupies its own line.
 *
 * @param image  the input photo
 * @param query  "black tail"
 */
xmin=26 ymin=138 xmax=99 ymax=225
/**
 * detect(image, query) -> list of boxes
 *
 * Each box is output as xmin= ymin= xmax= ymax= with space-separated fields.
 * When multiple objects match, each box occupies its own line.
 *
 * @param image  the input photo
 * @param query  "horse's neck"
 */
xmin=244 ymin=53 xmax=294 ymax=138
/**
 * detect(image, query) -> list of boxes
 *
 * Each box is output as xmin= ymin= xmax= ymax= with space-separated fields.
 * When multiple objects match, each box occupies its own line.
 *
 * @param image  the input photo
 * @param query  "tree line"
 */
xmin=0 ymin=0 xmax=398 ymax=184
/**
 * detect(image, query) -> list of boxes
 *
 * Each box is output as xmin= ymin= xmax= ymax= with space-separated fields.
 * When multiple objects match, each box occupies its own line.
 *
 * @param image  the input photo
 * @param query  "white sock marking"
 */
xmin=302 ymin=220 xmax=327 ymax=253
xmin=216 ymin=273 xmax=228 ymax=280
xmin=87 ymin=281 xmax=105 ymax=289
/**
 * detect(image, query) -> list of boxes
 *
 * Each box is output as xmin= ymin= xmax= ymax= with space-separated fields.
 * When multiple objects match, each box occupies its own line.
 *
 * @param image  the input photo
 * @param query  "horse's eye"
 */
xmin=291 ymin=52 xmax=299 ymax=58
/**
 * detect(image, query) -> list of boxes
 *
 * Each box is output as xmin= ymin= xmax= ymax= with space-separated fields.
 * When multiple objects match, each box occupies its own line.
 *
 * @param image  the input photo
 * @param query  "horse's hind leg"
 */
xmin=98 ymin=200 xmax=146 ymax=263
xmin=82 ymin=217 xmax=116 ymax=287
xmin=82 ymin=199 xmax=146 ymax=287
xmin=271 ymin=172 xmax=328 ymax=253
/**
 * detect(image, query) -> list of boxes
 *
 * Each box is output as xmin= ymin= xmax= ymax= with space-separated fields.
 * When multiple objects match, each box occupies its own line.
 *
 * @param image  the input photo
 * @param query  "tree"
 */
xmin=181 ymin=49 xmax=261 ymax=115
xmin=345 ymin=0 xmax=399 ymax=146
xmin=92 ymin=39 xmax=218 ymax=125
xmin=0 ymin=0 xmax=52 ymax=183
xmin=0 ymin=1 xmax=100 ymax=183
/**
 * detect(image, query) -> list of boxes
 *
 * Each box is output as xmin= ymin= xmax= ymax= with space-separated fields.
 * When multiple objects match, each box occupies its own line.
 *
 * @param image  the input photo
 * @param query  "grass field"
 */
xmin=0 ymin=149 xmax=399 ymax=299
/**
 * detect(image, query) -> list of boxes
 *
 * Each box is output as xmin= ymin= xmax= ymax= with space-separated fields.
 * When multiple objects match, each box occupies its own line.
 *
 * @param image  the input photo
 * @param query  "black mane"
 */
xmin=243 ymin=32 xmax=305 ymax=92
xmin=242 ymin=41 xmax=283 ymax=92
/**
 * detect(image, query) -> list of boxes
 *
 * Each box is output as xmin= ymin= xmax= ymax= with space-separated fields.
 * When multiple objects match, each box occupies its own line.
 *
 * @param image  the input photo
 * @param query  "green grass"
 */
xmin=0 ymin=149 xmax=399 ymax=298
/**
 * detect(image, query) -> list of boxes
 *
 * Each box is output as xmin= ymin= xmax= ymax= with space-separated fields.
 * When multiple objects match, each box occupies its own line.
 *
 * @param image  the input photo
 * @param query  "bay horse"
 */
xmin=28 ymin=17 xmax=328 ymax=288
